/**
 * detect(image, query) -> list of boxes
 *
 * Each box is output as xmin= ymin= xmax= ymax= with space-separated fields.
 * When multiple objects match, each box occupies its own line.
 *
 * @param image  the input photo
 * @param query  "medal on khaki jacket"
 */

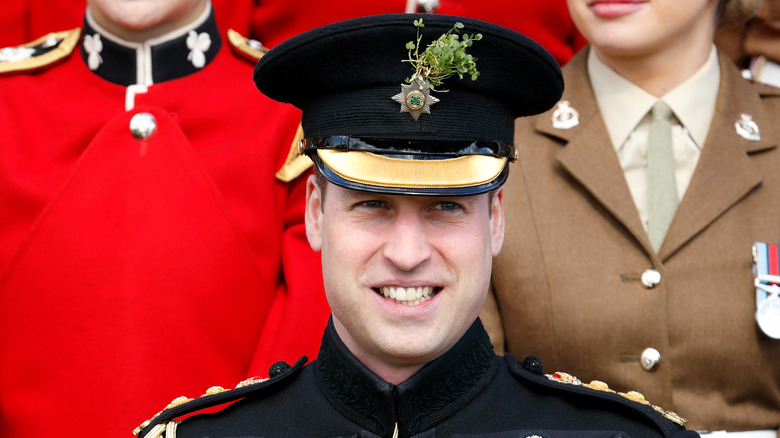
xmin=752 ymin=242 xmax=780 ymax=339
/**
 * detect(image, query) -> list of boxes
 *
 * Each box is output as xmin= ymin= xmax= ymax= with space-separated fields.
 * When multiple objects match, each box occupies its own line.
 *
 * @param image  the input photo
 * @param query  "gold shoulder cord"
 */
xmin=0 ymin=28 xmax=81 ymax=74
xmin=134 ymin=379 xmax=270 ymax=438
xmin=141 ymin=423 xmax=164 ymax=438
xmin=138 ymin=420 xmax=178 ymax=438
xmin=548 ymin=372 xmax=688 ymax=426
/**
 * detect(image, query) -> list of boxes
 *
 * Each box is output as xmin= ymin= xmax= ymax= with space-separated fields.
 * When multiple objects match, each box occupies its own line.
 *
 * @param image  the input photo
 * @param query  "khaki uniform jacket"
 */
xmin=486 ymin=48 xmax=780 ymax=432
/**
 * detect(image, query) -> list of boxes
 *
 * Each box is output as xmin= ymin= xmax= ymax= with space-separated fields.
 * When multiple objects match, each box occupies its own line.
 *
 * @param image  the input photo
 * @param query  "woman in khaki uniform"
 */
xmin=486 ymin=0 xmax=780 ymax=435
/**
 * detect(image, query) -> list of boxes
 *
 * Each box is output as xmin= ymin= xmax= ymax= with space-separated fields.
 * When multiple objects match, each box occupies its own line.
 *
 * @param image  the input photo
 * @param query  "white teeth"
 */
xmin=380 ymin=286 xmax=435 ymax=305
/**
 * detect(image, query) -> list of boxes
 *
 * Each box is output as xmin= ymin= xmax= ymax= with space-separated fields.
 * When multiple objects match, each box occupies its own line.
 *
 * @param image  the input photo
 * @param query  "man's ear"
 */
xmin=490 ymin=188 xmax=505 ymax=257
xmin=305 ymin=175 xmax=323 ymax=252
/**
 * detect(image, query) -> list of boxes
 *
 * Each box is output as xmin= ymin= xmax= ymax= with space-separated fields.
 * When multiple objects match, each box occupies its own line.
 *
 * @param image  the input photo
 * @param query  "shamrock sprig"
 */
xmin=404 ymin=19 xmax=482 ymax=91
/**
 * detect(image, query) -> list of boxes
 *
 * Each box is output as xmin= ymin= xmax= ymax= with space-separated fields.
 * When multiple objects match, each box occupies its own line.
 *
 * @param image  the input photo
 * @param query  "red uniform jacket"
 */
xmin=0 ymin=7 xmax=329 ymax=438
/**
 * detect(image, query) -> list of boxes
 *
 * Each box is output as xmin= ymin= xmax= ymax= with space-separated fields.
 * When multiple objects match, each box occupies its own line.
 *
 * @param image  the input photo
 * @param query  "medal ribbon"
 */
xmin=753 ymin=242 xmax=780 ymax=339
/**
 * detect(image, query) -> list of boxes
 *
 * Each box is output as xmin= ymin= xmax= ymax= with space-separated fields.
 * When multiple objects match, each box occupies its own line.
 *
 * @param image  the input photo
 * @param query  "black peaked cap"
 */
xmin=253 ymin=14 xmax=563 ymax=195
xmin=254 ymin=13 xmax=562 ymax=143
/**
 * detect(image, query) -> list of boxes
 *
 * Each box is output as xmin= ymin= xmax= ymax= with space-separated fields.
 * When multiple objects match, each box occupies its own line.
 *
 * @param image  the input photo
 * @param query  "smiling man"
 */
xmin=134 ymin=14 xmax=698 ymax=438
xmin=309 ymin=182 xmax=500 ymax=386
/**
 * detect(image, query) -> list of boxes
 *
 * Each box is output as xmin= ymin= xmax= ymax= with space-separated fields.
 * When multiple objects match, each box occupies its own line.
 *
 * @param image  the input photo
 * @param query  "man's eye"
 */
xmin=360 ymin=200 xmax=384 ymax=208
xmin=433 ymin=202 xmax=460 ymax=211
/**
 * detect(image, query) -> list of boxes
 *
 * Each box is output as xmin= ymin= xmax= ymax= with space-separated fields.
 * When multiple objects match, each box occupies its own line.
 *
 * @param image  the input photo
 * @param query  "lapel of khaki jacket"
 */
xmin=535 ymin=50 xmax=656 ymax=256
xmin=661 ymin=53 xmax=778 ymax=259
xmin=534 ymin=49 xmax=778 ymax=261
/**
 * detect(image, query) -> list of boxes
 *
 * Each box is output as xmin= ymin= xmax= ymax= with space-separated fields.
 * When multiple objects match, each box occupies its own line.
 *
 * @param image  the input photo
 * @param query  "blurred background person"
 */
xmin=486 ymin=0 xmax=780 ymax=435
xmin=716 ymin=0 xmax=780 ymax=87
xmin=0 ymin=0 xmax=259 ymax=46
xmin=0 ymin=0 xmax=586 ymax=65
xmin=0 ymin=1 xmax=329 ymax=437
xmin=251 ymin=0 xmax=586 ymax=65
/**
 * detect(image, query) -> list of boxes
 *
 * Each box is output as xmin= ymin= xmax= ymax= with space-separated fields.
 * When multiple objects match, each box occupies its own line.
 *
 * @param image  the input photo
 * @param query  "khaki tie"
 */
xmin=646 ymin=101 xmax=678 ymax=252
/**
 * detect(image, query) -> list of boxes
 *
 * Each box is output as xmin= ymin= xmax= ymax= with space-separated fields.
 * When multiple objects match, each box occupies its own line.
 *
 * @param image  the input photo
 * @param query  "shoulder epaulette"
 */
xmin=133 ymin=357 xmax=307 ymax=438
xmin=0 ymin=28 xmax=81 ymax=75
xmin=507 ymin=355 xmax=688 ymax=433
xmin=227 ymin=29 xmax=267 ymax=61
xmin=275 ymin=123 xmax=315 ymax=182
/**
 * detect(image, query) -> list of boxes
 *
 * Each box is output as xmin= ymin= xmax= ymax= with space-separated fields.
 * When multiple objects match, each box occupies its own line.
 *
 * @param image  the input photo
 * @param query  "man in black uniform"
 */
xmin=134 ymin=13 xmax=698 ymax=438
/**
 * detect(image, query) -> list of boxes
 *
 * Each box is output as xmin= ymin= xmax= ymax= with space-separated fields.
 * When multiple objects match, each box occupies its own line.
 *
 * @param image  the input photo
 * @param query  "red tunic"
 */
xmin=0 ymin=11 xmax=328 ymax=438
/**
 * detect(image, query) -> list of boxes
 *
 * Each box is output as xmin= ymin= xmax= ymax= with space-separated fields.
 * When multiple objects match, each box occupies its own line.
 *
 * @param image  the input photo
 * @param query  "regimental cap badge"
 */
xmin=551 ymin=100 xmax=579 ymax=130
xmin=735 ymin=113 xmax=761 ymax=141
xmin=391 ymin=77 xmax=440 ymax=121
xmin=391 ymin=19 xmax=481 ymax=121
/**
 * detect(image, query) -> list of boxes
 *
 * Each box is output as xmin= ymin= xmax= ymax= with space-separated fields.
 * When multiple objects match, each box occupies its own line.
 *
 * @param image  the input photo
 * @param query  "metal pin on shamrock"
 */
xmin=391 ymin=19 xmax=482 ymax=121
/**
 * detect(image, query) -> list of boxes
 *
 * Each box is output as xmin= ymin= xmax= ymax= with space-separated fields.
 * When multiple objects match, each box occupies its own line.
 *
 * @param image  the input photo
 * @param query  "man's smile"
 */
xmin=374 ymin=286 xmax=441 ymax=306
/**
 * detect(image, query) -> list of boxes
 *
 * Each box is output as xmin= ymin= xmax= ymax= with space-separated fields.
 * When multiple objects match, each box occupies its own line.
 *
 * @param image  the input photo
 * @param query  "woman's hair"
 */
xmin=719 ymin=0 xmax=762 ymax=25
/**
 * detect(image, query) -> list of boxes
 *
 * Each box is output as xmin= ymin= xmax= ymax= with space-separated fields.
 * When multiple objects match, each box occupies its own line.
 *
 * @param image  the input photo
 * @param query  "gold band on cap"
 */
xmin=317 ymin=149 xmax=507 ymax=189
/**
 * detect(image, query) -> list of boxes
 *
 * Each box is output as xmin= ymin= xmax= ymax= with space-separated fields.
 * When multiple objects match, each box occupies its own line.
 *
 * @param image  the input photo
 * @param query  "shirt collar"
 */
xmin=314 ymin=317 xmax=496 ymax=437
xmin=81 ymin=2 xmax=221 ymax=86
xmin=589 ymin=45 xmax=720 ymax=150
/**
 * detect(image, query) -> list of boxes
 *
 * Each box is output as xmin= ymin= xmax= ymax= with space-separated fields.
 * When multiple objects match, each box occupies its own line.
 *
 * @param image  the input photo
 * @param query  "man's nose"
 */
xmin=382 ymin=211 xmax=433 ymax=272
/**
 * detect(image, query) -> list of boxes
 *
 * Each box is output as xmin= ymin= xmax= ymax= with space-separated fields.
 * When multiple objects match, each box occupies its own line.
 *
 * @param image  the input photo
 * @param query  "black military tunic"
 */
xmin=138 ymin=319 xmax=697 ymax=438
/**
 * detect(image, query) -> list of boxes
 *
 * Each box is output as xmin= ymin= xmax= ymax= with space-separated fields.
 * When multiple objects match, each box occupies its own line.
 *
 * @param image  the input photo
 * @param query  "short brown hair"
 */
xmin=718 ymin=0 xmax=762 ymax=25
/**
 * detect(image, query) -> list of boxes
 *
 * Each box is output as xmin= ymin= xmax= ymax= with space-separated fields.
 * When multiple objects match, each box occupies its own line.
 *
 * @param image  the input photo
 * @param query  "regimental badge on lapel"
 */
xmin=752 ymin=242 xmax=780 ymax=339
xmin=0 ymin=34 xmax=61 ymax=62
xmin=551 ymin=100 xmax=579 ymax=130
xmin=0 ymin=46 xmax=35 ymax=62
xmin=735 ymin=113 xmax=761 ymax=141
